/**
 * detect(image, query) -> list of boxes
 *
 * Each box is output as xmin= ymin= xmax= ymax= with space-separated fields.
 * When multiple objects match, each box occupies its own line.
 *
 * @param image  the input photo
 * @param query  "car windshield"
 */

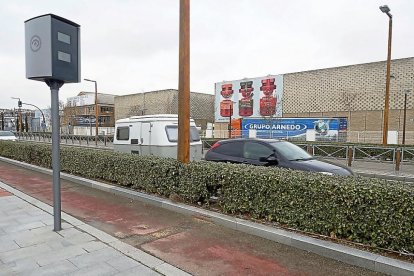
xmin=270 ymin=141 xmax=312 ymax=161
xmin=0 ymin=131 xmax=14 ymax=137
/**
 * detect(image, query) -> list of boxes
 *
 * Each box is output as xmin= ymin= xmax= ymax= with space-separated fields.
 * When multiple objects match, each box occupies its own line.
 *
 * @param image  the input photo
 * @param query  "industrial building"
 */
xmin=115 ymin=89 xmax=215 ymax=130
xmin=214 ymin=57 xmax=414 ymax=144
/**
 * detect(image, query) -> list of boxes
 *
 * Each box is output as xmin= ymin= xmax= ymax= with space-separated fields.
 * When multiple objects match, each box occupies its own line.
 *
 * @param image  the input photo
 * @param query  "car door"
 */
xmin=242 ymin=141 xmax=276 ymax=166
xmin=209 ymin=140 xmax=244 ymax=163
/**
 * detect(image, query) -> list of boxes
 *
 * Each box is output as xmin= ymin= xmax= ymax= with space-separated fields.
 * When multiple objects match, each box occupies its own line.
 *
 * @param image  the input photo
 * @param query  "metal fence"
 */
xmin=201 ymin=130 xmax=414 ymax=145
xmin=16 ymin=132 xmax=114 ymax=149
xmin=16 ymin=132 xmax=414 ymax=174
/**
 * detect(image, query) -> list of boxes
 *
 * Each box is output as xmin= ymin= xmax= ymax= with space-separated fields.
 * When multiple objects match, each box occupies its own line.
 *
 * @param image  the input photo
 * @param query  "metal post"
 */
xmin=380 ymin=6 xmax=393 ymax=145
xmin=402 ymin=91 xmax=408 ymax=145
xmin=84 ymin=79 xmax=98 ymax=145
xmin=228 ymin=106 xmax=232 ymax=139
xmin=46 ymin=79 xmax=64 ymax=231
xmin=95 ymin=81 xmax=98 ymax=145
xmin=307 ymin=145 xmax=313 ymax=155
xmin=177 ymin=0 xmax=190 ymax=163
xmin=347 ymin=146 xmax=353 ymax=167
xmin=395 ymin=148 xmax=401 ymax=171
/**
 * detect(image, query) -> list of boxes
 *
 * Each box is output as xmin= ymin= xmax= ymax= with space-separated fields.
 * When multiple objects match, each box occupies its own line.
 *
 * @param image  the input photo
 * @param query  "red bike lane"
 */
xmin=0 ymin=161 xmax=381 ymax=276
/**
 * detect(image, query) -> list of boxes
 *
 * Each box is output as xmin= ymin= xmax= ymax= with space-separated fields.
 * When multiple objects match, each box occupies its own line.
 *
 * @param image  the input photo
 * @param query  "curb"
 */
xmin=1 ymin=156 xmax=414 ymax=276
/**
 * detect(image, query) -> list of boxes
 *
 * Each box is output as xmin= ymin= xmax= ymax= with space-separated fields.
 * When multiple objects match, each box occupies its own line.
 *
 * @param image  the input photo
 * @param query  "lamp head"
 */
xmin=379 ymin=5 xmax=392 ymax=17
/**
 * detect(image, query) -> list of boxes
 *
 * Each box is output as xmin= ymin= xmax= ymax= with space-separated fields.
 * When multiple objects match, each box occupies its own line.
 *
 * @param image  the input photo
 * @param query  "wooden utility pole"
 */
xmin=177 ymin=0 xmax=190 ymax=163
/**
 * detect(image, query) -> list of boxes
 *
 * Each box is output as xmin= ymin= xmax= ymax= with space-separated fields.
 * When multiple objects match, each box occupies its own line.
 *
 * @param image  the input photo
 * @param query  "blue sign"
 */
xmin=241 ymin=118 xmax=346 ymax=141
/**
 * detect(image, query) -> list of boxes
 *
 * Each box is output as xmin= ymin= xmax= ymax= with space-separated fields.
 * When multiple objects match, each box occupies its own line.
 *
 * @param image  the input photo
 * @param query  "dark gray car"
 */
xmin=205 ymin=138 xmax=353 ymax=176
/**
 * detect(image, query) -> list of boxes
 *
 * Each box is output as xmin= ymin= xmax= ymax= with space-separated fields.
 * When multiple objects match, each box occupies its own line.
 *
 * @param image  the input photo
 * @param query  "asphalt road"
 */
xmin=0 ymin=160 xmax=383 ymax=276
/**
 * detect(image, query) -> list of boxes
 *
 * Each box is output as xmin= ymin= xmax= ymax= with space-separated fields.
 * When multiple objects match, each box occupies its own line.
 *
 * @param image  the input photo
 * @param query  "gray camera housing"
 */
xmin=25 ymin=14 xmax=80 ymax=83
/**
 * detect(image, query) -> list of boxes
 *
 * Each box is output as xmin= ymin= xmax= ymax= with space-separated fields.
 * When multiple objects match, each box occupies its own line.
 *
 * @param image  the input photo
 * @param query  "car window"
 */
xmin=270 ymin=141 xmax=312 ymax=161
xmin=243 ymin=141 xmax=274 ymax=160
xmin=212 ymin=141 xmax=243 ymax=157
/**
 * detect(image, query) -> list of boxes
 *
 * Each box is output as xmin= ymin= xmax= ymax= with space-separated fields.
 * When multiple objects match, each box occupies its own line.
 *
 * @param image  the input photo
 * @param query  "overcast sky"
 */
xmin=1 ymin=0 xmax=413 ymax=110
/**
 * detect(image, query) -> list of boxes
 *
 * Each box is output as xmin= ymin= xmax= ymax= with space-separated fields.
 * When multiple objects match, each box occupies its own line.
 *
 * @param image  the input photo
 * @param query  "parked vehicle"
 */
xmin=0 ymin=131 xmax=17 ymax=141
xmin=205 ymin=138 xmax=353 ymax=176
xmin=113 ymin=114 xmax=202 ymax=161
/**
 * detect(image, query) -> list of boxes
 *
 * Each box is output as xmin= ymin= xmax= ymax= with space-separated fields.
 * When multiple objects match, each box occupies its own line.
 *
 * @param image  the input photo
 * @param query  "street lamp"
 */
xmin=402 ymin=89 xmax=411 ymax=145
xmin=12 ymin=97 xmax=46 ymax=132
xmin=84 ymin=78 xmax=99 ymax=143
xmin=11 ymin=97 xmax=23 ymax=132
xmin=379 ymin=4 xmax=393 ymax=145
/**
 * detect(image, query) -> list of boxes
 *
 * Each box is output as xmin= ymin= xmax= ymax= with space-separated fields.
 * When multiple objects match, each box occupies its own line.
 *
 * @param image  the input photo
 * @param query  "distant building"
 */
xmin=115 ymin=89 xmax=214 ymax=129
xmin=63 ymin=91 xmax=115 ymax=135
xmin=0 ymin=108 xmax=36 ymax=132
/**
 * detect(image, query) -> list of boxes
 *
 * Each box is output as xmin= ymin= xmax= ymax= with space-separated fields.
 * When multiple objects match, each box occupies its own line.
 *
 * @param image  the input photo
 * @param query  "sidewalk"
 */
xmin=0 ymin=184 xmax=189 ymax=276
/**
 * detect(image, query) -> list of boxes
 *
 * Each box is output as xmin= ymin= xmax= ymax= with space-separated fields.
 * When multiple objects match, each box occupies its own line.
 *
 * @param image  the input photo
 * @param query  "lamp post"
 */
xmin=402 ymin=89 xmax=410 ymax=145
xmin=84 ymin=78 xmax=98 ymax=144
xmin=22 ymin=103 xmax=45 ymax=132
xmin=12 ymin=97 xmax=46 ymax=132
xmin=379 ymin=5 xmax=393 ymax=145
xmin=11 ymin=97 xmax=23 ymax=132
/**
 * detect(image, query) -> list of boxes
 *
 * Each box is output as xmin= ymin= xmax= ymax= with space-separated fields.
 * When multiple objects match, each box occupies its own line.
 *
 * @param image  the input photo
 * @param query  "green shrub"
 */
xmin=1 ymin=140 xmax=413 ymax=253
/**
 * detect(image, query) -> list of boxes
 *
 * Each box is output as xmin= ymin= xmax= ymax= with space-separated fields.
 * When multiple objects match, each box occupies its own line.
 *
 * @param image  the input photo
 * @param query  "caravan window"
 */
xmin=165 ymin=126 xmax=200 ymax=142
xmin=116 ymin=127 xmax=129 ymax=140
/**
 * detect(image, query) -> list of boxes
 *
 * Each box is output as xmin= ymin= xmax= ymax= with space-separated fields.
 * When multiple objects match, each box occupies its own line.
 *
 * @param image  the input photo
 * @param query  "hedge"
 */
xmin=0 ymin=141 xmax=413 ymax=253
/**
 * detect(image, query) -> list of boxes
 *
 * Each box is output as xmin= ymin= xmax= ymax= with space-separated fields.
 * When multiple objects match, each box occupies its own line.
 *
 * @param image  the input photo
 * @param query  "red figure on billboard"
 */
xmin=220 ymin=84 xmax=234 ymax=117
xmin=260 ymin=78 xmax=277 ymax=116
xmin=239 ymin=81 xmax=254 ymax=117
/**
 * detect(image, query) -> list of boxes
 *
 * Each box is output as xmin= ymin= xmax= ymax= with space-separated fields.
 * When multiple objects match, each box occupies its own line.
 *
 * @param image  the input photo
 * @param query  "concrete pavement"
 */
xmin=0 ymin=184 xmax=189 ymax=276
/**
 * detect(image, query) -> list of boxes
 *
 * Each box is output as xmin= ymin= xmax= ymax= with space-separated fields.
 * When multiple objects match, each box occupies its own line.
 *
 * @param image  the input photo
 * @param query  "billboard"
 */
xmin=241 ymin=118 xmax=348 ymax=141
xmin=215 ymin=75 xmax=283 ymax=122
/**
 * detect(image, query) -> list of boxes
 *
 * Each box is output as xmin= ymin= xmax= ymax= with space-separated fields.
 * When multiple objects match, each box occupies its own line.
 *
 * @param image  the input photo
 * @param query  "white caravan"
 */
xmin=113 ymin=114 xmax=202 ymax=161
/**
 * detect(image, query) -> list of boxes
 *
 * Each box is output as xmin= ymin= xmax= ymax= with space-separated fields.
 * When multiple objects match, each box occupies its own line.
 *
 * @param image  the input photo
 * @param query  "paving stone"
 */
xmin=29 ymin=260 xmax=78 ymax=276
xmin=13 ymin=212 xmax=52 ymax=224
xmin=34 ymin=245 xmax=88 ymax=266
xmin=4 ymin=208 xmax=27 ymax=216
xmin=0 ymin=225 xmax=50 ymax=243
xmin=81 ymin=240 xmax=108 ymax=253
xmin=0 ymin=239 xmax=19 ymax=253
xmin=68 ymin=247 xmax=124 ymax=268
xmin=114 ymin=265 xmax=161 ymax=276
xmin=64 ymin=231 xmax=96 ymax=245
xmin=106 ymin=255 xmax=144 ymax=271
xmin=0 ymin=258 xmax=40 ymax=274
xmin=3 ymin=221 xmax=46 ymax=234
xmin=57 ymin=227 xmax=81 ymax=238
xmin=66 ymin=262 xmax=119 ymax=276
xmin=0 ymin=243 xmax=51 ymax=263
xmin=46 ymin=237 xmax=78 ymax=250
xmin=0 ymin=219 xmax=18 ymax=229
xmin=14 ymin=230 xmax=62 ymax=248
